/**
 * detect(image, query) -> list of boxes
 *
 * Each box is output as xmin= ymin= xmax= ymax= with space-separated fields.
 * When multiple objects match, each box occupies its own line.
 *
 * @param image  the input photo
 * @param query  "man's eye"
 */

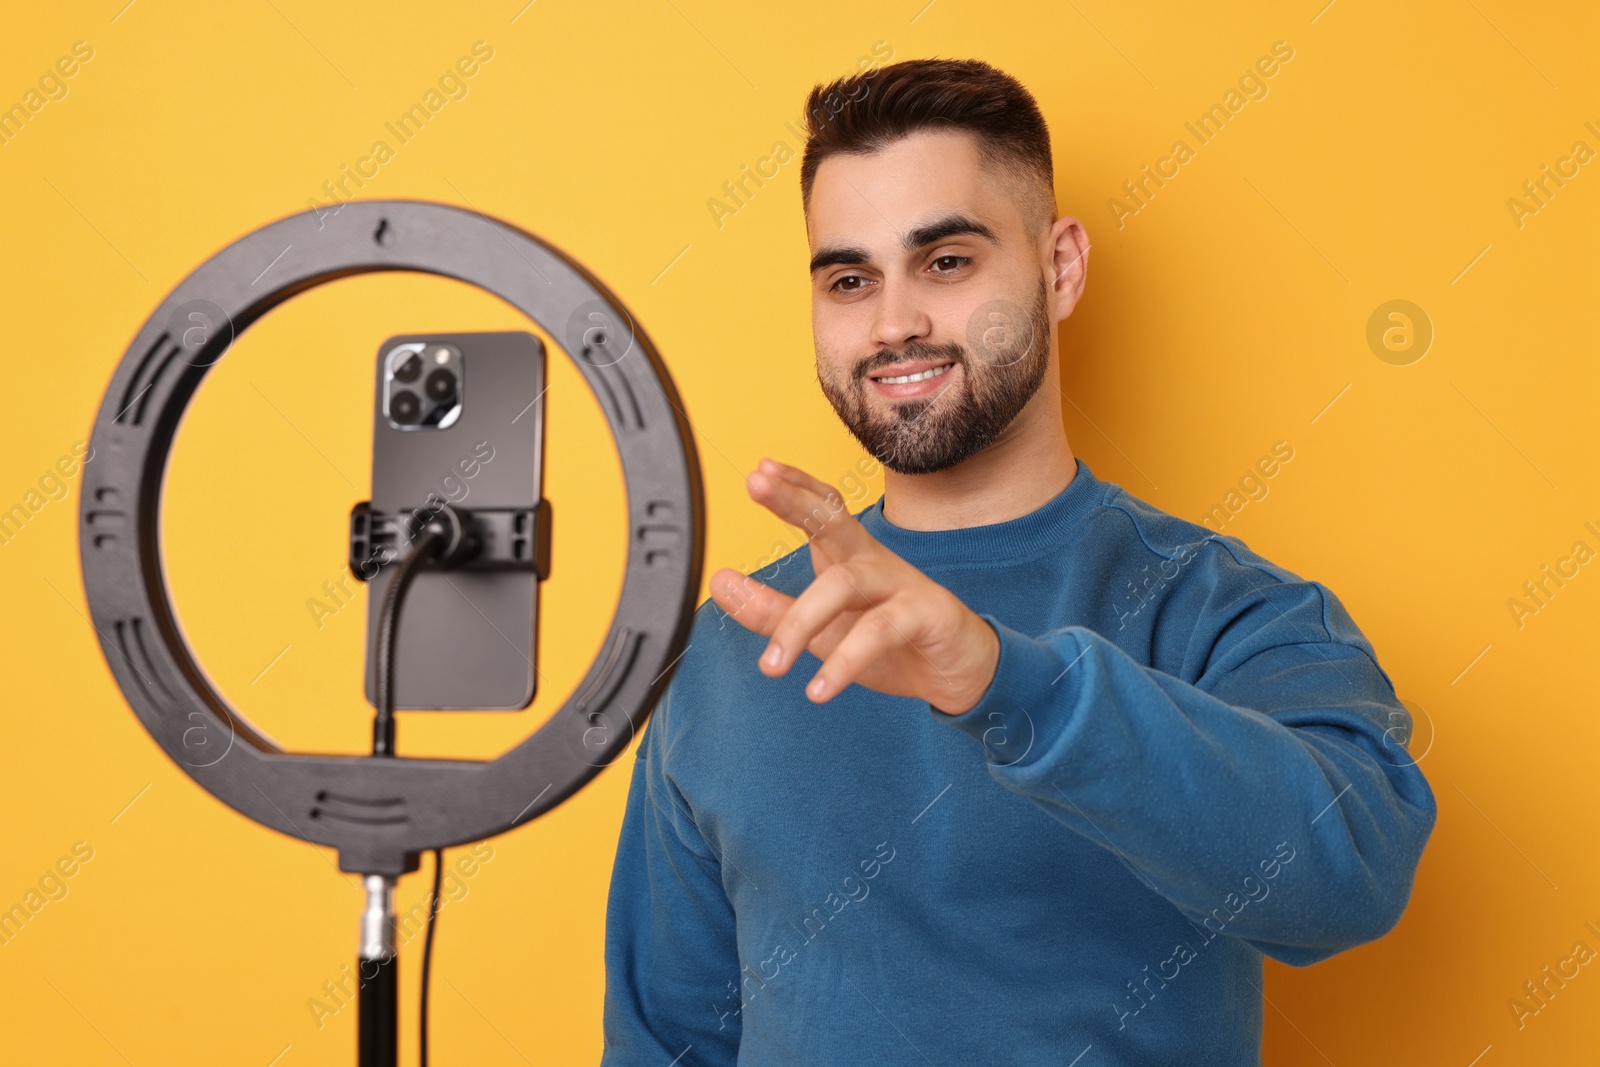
xmin=930 ymin=255 xmax=971 ymax=275
xmin=830 ymin=274 xmax=869 ymax=293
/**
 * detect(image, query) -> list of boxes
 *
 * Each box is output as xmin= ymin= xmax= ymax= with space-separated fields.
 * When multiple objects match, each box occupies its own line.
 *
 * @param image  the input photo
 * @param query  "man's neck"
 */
xmin=879 ymin=424 xmax=1077 ymax=532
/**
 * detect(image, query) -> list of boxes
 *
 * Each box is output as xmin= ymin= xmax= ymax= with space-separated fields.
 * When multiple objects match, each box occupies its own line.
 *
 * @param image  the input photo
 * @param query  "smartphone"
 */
xmin=355 ymin=330 xmax=548 ymax=710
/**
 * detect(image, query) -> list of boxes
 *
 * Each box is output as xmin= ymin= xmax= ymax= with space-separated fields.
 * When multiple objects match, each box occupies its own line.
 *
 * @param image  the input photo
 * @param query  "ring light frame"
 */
xmin=78 ymin=199 xmax=706 ymax=877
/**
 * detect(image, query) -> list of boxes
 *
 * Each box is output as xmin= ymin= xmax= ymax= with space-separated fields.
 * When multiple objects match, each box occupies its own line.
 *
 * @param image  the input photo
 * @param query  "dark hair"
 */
xmin=799 ymin=57 xmax=1056 ymax=238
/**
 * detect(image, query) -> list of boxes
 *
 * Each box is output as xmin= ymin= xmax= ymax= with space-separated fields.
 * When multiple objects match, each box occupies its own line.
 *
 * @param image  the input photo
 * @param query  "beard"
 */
xmin=816 ymin=276 xmax=1054 ymax=476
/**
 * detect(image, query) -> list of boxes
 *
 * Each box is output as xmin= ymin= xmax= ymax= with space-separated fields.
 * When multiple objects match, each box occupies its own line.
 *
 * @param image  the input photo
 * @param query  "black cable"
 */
xmin=420 ymin=846 xmax=444 ymax=1067
xmin=372 ymin=525 xmax=445 ymax=758
xmin=368 ymin=519 xmax=448 ymax=1066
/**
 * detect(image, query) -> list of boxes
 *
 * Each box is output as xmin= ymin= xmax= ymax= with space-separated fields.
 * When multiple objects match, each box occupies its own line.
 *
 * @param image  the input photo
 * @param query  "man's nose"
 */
xmin=869 ymin=278 xmax=934 ymax=351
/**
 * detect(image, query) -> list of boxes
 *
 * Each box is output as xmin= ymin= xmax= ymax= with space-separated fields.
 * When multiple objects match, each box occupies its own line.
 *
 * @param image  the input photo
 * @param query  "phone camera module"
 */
xmin=384 ymin=341 xmax=462 ymax=430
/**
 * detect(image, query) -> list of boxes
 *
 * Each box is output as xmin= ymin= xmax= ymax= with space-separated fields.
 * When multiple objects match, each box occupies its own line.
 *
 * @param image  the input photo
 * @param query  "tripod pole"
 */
xmin=358 ymin=874 xmax=399 ymax=1067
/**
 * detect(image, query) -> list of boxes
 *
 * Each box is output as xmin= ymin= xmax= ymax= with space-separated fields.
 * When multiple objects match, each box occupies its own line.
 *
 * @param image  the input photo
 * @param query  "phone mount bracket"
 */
xmin=348 ymin=499 xmax=553 ymax=581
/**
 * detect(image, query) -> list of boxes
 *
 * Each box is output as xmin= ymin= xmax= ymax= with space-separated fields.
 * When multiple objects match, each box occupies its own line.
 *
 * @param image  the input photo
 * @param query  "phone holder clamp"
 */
xmin=348 ymin=499 xmax=553 ymax=580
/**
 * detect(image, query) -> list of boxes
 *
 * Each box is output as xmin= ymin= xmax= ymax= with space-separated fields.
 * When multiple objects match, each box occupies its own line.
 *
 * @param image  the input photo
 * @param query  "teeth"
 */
xmin=875 ymin=363 xmax=953 ymax=385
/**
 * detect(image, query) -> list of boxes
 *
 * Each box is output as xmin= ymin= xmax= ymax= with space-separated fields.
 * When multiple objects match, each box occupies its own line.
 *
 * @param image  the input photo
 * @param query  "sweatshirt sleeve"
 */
xmin=931 ymin=571 xmax=1437 ymax=968
xmin=601 ymin=680 xmax=742 ymax=1065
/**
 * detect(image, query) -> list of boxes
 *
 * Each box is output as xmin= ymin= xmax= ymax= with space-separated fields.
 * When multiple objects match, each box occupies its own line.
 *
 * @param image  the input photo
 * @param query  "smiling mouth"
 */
xmin=869 ymin=361 xmax=957 ymax=385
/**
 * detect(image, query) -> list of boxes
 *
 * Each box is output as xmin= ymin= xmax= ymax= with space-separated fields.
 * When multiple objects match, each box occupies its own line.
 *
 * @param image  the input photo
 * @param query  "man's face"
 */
xmin=807 ymin=129 xmax=1054 ymax=476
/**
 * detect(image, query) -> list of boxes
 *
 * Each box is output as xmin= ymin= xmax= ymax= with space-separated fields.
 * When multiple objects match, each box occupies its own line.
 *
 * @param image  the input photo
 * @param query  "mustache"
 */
xmin=856 ymin=342 xmax=965 ymax=381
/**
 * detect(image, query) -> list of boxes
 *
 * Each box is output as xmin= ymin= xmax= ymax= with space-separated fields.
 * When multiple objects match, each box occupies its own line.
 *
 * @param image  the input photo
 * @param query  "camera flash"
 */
xmin=434 ymin=348 xmax=450 ymax=363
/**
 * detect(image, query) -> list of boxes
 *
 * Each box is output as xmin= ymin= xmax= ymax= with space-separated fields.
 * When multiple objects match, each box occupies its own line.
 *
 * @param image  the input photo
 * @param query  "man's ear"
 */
xmin=1047 ymin=215 xmax=1090 ymax=322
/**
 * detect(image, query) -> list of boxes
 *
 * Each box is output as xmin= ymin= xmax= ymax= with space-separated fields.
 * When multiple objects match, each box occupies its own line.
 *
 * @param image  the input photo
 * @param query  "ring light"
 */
xmin=77 ymin=198 xmax=705 ymax=879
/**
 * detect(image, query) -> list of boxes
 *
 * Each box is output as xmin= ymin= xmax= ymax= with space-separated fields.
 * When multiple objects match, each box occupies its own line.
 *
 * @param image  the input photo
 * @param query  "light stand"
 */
xmin=358 ymin=875 xmax=400 ymax=1065
xmin=77 ymin=199 xmax=705 ymax=1065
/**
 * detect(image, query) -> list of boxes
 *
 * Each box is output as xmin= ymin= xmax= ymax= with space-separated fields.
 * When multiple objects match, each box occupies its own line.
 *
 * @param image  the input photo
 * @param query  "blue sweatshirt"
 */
xmin=600 ymin=457 xmax=1436 ymax=1066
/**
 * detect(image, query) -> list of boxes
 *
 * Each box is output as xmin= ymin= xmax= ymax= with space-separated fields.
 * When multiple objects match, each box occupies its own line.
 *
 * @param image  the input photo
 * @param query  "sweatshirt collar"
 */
xmin=854 ymin=457 xmax=1108 ymax=568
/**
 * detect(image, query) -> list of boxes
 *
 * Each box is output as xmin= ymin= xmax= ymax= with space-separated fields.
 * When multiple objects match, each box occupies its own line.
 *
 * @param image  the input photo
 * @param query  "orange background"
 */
xmin=1 ymin=1 xmax=1596 ymax=1063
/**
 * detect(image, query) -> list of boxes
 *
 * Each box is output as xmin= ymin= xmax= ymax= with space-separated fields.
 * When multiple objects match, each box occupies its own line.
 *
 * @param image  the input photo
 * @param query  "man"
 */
xmin=601 ymin=57 xmax=1435 ymax=1065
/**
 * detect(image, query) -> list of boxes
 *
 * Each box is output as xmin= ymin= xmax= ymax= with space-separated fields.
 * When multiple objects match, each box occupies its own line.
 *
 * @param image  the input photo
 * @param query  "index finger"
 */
xmin=748 ymin=458 xmax=876 ymax=553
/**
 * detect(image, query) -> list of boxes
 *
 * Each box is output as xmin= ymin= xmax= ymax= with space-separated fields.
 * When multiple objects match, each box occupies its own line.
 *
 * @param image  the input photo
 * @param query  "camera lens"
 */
xmin=393 ymin=352 xmax=423 ymax=383
xmin=391 ymin=390 xmax=421 ymax=424
xmin=425 ymin=367 xmax=457 ymax=402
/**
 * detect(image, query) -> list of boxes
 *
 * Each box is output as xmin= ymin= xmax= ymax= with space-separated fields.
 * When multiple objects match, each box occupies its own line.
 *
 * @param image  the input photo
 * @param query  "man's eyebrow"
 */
xmin=806 ymin=244 xmax=870 ymax=273
xmin=904 ymin=214 xmax=999 ymax=252
xmin=808 ymin=213 xmax=1000 ymax=275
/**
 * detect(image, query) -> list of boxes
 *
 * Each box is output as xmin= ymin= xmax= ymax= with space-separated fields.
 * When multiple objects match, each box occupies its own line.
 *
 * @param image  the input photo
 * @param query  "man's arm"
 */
xmin=932 ymin=575 xmax=1437 ymax=967
xmin=601 ymin=680 xmax=742 ymax=1065
xmin=703 ymin=459 xmax=1435 ymax=965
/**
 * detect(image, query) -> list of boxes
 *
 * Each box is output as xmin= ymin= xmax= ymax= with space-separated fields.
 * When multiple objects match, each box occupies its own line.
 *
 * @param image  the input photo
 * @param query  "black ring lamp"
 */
xmin=76 ymin=199 xmax=705 ymax=1063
